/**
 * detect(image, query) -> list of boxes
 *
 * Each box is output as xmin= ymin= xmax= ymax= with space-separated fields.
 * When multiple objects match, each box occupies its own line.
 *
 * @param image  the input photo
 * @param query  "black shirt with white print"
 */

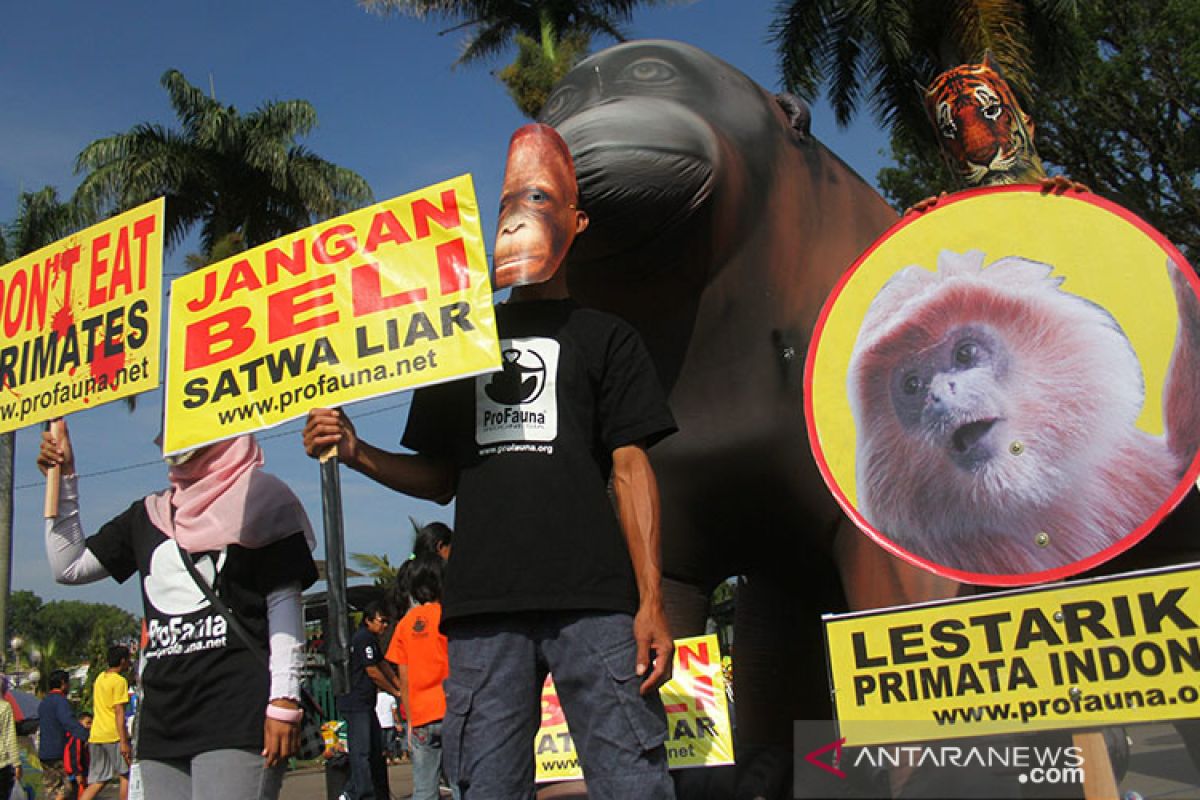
xmin=341 ymin=626 xmax=384 ymax=713
xmin=86 ymin=501 xmax=317 ymax=760
xmin=403 ymin=299 xmax=677 ymax=623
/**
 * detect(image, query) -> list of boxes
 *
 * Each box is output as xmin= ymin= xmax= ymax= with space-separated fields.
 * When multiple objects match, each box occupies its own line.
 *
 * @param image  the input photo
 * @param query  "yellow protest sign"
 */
xmin=0 ymin=199 xmax=164 ymax=433
xmin=163 ymin=175 xmax=499 ymax=454
xmin=535 ymin=634 xmax=735 ymax=781
xmin=825 ymin=563 xmax=1200 ymax=746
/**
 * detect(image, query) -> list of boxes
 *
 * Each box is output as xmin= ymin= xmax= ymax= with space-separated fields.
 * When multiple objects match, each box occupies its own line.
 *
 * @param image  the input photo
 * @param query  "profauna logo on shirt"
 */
xmin=476 ymin=337 xmax=558 ymax=448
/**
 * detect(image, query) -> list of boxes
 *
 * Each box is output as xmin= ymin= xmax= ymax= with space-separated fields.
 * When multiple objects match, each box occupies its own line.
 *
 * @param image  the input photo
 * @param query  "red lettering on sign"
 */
xmin=265 ymin=239 xmax=307 ymax=283
xmin=412 ymin=190 xmax=461 ymax=238
xmin=436 ymin=238 xmax=470 ymax=295
xmin=313 ymin=225 xmax=357 ymax=265
xmin=350 ymin=262 xmax=427 ymax=317
xmin=184 ymin=307 xmax=255 ymax=370
xmin=678 ymin=642 xmax=710 ymax=672
xmin=268 ymin=276 xmax=339 ymax=343
xmin=364 ymin=210 xmax=412 ymax=253
xmin=88 ymin=232 xmax=111 ymax=308
xmin=221 ymin=259 xmax=264 ymax=302
xmin=541 ymin=691 xmax=565 ymax=727
xmin=132 ymin=214 xmax=157 ymax=291
xmin=108 ymin=226 xmax=134 ymax=300
xmin=693 ymin=675 xmax=715 ymax=711
xmin=2 ymin=269 xmax=27 ymax=338
xmin=26 ymin=257 xmax=54 ymax=332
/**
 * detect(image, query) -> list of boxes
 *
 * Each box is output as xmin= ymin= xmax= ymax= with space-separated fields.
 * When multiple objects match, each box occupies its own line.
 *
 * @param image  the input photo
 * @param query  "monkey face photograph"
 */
xmin=806 ymin=188 xmax=1200 ymax=585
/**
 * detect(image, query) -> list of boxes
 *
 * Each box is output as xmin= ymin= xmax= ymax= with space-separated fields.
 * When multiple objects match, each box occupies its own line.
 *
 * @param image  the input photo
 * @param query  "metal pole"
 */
xmin=0 ymin=431 xmax=14 ymax=671
xmin=320 ymin=455 xmax=351 ymax=695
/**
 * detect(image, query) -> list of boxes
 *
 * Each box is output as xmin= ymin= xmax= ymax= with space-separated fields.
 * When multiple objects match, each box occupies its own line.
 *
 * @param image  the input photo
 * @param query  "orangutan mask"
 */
xmin=493 ymin=123 xmax=588 ymax=289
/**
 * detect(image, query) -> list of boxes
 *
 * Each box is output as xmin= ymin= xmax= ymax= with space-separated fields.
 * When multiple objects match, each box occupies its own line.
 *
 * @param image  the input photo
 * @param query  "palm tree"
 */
xmin=359 ymin=0 xmax=672 ymax=117
xmin=0 ymin=186 xmax=92 ymax=668
xmin=75 ymin=69 xmax=373 ymax=258
xmin=350 ymin=552 xmax=400 ymax=585
xmin=771 ymin=0 xmax=1081 ymax=138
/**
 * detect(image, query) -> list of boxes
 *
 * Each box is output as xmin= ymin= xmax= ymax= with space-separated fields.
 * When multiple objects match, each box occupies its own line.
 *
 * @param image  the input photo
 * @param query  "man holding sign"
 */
xmin=303 ymin=124 xmax=678 ymax=799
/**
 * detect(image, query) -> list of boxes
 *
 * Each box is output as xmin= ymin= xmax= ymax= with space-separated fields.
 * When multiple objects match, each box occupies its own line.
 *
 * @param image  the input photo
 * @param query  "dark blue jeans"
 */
xmin=443 ymin=611 xmax=675 ymax=800
xmin=342 ymin=708 xmax=389 ymax=800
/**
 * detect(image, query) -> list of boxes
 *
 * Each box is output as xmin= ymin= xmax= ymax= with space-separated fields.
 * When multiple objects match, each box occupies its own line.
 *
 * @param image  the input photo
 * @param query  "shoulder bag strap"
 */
xmin=176 ymin=543 xmax=322 ymax=711
xmin=176 ymin=543 xmax=268 ymax=666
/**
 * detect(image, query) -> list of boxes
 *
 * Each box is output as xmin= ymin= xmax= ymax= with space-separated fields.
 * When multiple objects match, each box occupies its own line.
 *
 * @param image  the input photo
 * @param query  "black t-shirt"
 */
xmin=403 ymin=299 xmax=677 ymax=622
xmin=341 ymin=626 xmax=384 ymax=713
xmin=86 ymin=501 xmax=318 ymax=760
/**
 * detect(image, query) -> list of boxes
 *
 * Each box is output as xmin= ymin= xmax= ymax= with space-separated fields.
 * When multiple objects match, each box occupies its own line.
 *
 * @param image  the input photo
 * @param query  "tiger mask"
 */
xmin=921 ymin=52 xmax=1046 ymax=188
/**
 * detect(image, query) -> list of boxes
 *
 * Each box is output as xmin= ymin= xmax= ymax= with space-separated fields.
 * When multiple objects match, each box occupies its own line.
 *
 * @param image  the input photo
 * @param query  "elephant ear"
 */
xmin=775 ymin=93 xmax=811 ymax=143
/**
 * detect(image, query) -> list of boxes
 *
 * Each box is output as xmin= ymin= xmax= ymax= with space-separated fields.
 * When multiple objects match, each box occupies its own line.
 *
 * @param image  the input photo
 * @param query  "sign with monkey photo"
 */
xmin=805 ymin=186 xmax=1200 ymax=585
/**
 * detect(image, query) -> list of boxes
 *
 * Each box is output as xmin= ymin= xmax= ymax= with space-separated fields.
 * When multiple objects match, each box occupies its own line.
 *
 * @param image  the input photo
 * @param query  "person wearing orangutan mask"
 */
xmin=303 ymin=124 xmax=678 ymax=799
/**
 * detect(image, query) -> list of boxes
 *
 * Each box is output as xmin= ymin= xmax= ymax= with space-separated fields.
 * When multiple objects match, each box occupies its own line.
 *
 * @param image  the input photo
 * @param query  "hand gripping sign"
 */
xmin=0 ymin=199 xmax=164 ymax=434
xmin=805 ymin=186 xmax=1200 ymax=586
xmin=163 ymin=175 xmax=499 ymax=455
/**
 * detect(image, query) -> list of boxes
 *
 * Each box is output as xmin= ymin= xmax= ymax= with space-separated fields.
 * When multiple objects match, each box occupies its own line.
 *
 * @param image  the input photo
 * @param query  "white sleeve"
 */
xmin=44 ymin=474 xmax=110 ymax=585
xmin=267 ymin=582 xmax=305 ymax=702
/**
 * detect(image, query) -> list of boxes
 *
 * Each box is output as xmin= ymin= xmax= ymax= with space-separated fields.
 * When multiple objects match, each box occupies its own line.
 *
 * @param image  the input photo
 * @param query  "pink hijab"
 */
xmin=145 ymin=435 xmax=314 ymax=552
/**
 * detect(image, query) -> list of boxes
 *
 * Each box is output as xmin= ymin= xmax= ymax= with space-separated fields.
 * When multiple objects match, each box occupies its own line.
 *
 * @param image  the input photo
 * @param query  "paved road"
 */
xmin=280 ymin=761 xmax=414 ymax=800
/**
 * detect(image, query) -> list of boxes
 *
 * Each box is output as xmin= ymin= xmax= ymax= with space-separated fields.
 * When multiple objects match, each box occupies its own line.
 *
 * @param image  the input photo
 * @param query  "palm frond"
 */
xmin=455 ymin=19 xmax=520 ymax=65
xmin=772 ymin=0 xmax=839 ymax=100
xmin=73 ymin=68 xmax=372 ymax=254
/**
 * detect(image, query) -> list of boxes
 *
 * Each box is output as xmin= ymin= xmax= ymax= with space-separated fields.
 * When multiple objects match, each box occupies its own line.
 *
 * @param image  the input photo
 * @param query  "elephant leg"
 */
xmin=832 ymin=516 xmax=962 ymax=611
xmin=734 ymin=549 xmax=847 ymax=799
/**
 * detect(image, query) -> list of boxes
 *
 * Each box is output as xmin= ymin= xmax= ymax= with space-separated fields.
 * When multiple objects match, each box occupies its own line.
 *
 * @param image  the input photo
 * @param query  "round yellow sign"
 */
xmin=805 ymin=186 xmax=1200 ymax=585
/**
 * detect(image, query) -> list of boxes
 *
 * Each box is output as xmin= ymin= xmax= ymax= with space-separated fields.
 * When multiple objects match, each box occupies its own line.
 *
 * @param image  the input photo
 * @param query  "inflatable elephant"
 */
xmin=540 ymin=40 xmax=961 ymax=797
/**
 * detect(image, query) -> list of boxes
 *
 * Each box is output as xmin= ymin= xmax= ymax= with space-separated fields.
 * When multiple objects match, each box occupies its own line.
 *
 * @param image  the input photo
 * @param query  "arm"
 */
xmin=56 ymin=699 xmax=89 ymax=743
xmin=37 ymin=423 xmax=110 ymax=585
xmin=365 ymin=661 xmax=404 ymax=696
xmin=611 ymin=443 xmax=674 ymax=694
xmin=303 ymin=408 xmax=456 ymax=503
xmin=395 ymin=663 xmax=410 ymax=736
xmin=262 ymin=583 xmax=304 ymax=767
xmin=114 ymin=700 xmax=131 ymax=762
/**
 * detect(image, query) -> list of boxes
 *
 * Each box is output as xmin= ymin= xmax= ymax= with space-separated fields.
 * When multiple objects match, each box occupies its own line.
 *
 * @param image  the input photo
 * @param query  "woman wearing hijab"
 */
xmin=37 ymin=421 xmax=318 ymax=800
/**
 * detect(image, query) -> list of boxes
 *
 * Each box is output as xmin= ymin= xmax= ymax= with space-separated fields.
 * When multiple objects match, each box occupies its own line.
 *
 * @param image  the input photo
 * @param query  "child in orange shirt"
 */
xmin=386 ymin=556 xmax=452 ymax=800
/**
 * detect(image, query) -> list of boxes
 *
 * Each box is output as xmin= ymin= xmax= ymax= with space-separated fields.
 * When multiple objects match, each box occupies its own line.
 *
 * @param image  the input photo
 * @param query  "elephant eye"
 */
xmin=542 ymin=85 xmax=578 ymax=121
xmin=619 ymin=58 xmax=677 ymax=85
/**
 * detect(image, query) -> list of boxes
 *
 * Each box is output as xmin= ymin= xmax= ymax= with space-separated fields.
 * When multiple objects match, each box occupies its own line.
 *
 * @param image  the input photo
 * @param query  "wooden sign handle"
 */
xmin=43 ymin=418 xmax=64 ymax=519
xmin=1074 ymin=730 xmax=1119 ymax=799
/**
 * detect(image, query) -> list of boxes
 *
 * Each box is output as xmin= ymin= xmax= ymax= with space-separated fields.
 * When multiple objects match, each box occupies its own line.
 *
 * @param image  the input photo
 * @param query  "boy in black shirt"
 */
xmin=305 ymin=124 xmax=676 ymax=799
xmin=339 ymin=603 xmax=402 ymax=800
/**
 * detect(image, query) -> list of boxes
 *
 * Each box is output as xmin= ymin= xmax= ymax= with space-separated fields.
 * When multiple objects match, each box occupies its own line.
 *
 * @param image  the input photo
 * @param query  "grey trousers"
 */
xmin=443 ymin=610 xmax=675 ymax=800
xmin=138 ymin=749 xmax=285 ymax=800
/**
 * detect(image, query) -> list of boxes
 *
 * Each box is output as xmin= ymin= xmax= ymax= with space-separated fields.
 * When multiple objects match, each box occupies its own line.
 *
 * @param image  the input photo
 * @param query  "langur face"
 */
xmin=889 ymin=324 xmax=1011 ymax=471
xmin=493 ymin=124 xmax=589 ymax=289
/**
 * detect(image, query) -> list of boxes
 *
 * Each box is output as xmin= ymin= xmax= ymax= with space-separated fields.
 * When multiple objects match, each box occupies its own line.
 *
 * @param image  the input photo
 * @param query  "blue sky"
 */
xmin=0 ymin=0 xmax=891 ymax=613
